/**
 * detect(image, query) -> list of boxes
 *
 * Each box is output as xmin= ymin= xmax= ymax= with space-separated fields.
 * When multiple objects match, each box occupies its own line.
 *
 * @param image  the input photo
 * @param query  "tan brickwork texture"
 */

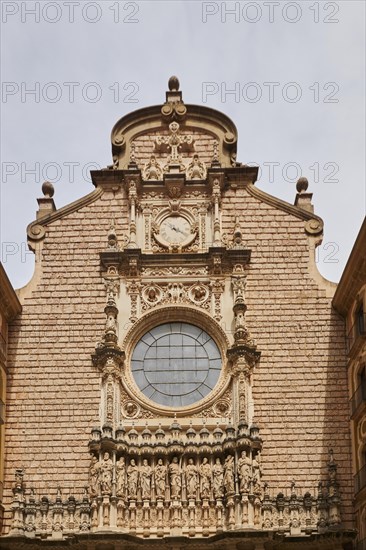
xmin=2 ymin=182 xmax=353 ymax=533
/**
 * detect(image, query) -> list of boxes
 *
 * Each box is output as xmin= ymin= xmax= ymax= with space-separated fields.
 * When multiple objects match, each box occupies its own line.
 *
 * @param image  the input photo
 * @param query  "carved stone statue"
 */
xmin=154 ymin=459 xmax=167 ymax=499
xmin=199 ymin=457 xmax=212 ymax=499
xmin=223 ymin=455 xmax=235 ymax=494
xmin=212 ymin=457 xmax=224 ymax=499
xmin=169 ymin=456 xmax=182 ymax=499
xmin=237 ymin=451 xmax=251 ymax=492
xmin=252 ymin=452 xmax=262 ymax=494
xmin=140 ymin=459 xmax=152 ymax=500
xmin=186 ymin=458 xmax=199 ymax=499
xmin=116 ymin=457 xmax=126 ymax=497
xmin=89 ymin=455 xmax=100 ymax=498
xmin=100 ymin=452 xmax=113 ymax=495
xmin=127 ymin=459 xmax=139 ymax=499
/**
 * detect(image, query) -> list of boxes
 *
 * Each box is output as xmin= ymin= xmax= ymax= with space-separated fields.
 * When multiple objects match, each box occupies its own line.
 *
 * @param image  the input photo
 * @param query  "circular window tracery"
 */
xmin=131 ymin=322 xmax=222 ymax=408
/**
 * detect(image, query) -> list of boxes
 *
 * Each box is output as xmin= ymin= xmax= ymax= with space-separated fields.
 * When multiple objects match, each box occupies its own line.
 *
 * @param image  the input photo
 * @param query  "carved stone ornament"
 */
xmin=142 ymin=155 xmax=163 ymax=181
xmin=11 ymin=443 xmax=344 ymax=541
xmin=155 ymin=122 xmax=194 ymax=174
xmin=186 ymin=154 xmax=207 ymax=180
xmin=139 ymin=282 xmax=210 ymax=312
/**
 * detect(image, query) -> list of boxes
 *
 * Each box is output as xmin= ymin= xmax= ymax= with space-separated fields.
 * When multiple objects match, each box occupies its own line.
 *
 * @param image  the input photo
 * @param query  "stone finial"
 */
xmin=115 ymin=424 xmax=126 ymax=441
xmin=186 ymin=421 xmax=197 ymax=439
xmin=213 ymin=423 xmax=223 ymax=441
xmin=296 ymin=177 xmax=309 ymax=194
xmin=294 ymin=176 xmax=313 ymax=213
xmin=170 ymin=415 xmax=182 ymax=433
xmin=168 ymin=76 xmax=180 ymax=91
xmin=155 ymin=424 xmax=165 ymax=440
xmin=163 ymin=76 xmax=186 ymax=117
xmin=37 ymin=181 xmax=56 ymax=219
xmin=250 ymin=423 xmax=260 ymax=439
xmin=128 ymin=424 xmax=138 ymax=441
xmin=42 ymin=181 xmax=54 ymax=198
xmin=142 ymin=423 xmax=152 ymax=440
xmin=199 ymin=424 xmax=210 ymax=440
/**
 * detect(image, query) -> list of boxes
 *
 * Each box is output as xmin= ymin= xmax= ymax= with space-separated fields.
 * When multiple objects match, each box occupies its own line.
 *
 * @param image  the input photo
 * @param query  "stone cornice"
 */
xmin=27 ymin=188 xmax=103 ymax=244
xmin=332 ymin=217 xmax=366 ymax=316
xmin=0 ymin=263 xmax=22 ymax=321
xmin=0 ymin=529 xmax=357 ymax=549
xmin=111 ymin=101 xmax=238 ymax=170
xmin=100 ymin=247 xmax=251 ymax=275
xmin=245 ymin=183 xmax=324 ymax=232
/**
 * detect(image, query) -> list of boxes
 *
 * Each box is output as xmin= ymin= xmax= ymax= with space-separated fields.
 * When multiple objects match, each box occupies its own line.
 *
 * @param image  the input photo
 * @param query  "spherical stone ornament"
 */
xmin=42 ymin=181 xmax=54 ymax=198
xmin=168 ymin=76 xmax=180 ymax=91
xmin=296 ymin=177 xmax=309 ymax=193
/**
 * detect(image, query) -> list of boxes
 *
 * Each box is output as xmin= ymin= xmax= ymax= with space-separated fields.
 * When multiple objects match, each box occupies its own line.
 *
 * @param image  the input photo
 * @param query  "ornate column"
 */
xmin=228 ymin=269 xmax=260 ymax=426
xmin=127 ymin=178 xmax=139 ymax=247
xmin=211 ymin=178 xmax=222 ymax=246
xmin=92 ymin=259 xmax=124 ymax=429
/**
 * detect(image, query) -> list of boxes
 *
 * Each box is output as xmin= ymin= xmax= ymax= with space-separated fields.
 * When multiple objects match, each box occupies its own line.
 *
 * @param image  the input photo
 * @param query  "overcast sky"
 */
xmin=1 ymin=0 xmax=365 ymax=289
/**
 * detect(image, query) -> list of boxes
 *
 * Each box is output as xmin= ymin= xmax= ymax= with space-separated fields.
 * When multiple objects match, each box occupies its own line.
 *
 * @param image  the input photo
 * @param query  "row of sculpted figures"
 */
xmin=9 ymin=449 xmax=341 ymax=540
xmin=89 ymin=450 xmax=262 ymax=502
xmin=87 ymin=449 xmax=263 ymax=535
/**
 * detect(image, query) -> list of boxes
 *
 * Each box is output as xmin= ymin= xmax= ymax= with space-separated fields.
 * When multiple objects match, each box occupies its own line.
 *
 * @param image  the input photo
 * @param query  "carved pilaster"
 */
xmin=11 ymin=469 xmax=25 ymax=535
xmin=211 ymin=178 xmax=221 ymax=246
xmin=211 ymin=279 xmax=224 ymax=321
xmin=127 ymin=177 xmax=140 ymax=247
xmin=51 ymin=488 xmax=63 ymax=539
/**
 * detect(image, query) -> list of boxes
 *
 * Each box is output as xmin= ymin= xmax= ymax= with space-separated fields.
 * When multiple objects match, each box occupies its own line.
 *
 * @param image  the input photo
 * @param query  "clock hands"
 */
xmin=167 ymin=222 xmax=186 ymax=236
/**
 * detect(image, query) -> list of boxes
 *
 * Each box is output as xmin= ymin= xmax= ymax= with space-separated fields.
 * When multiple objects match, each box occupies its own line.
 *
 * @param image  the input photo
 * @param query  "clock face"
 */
xmin=160 ymin=216 xmax=191 ymax=244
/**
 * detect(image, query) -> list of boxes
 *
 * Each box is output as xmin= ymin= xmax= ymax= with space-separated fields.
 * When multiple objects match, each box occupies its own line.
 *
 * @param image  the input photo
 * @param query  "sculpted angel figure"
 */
xmin=89 ymin=455 xmax=100 ymax=498
xmin=169 ymin=456 xmax=182 ymax=499
xmin=223 ymin=454 xmax=235 ymax=494
xmin=116 ymin=457 xmax=126 ymax=497
xmin=199 ymin=457 xmax=212 ymax=499
xmin=127 ymin=458 xmax=139 ymax=499
xmin=212 ymin=457 xmax=224 ymax=499
xmin=186 ymin=458 xmax=199 ymax=499
xmin=154 ymin=458 xmax=167 ymax=499
xmin=100 ymin=452 xmax=113 ymax=495
xmin=140 ymin=459 xmax=153 ymax=500
xmin=237 ymin=450 xmax=251 ymax=492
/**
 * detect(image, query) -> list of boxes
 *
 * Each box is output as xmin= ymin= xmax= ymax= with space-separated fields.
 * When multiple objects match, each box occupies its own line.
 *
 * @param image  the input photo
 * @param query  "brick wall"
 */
xmin=3 ymin=187 xmax=129 ymax=532
xmin=2 ymin=182 xmax=353 ymax=533
xmin=222 ymin=187 xmax=353 ymax=526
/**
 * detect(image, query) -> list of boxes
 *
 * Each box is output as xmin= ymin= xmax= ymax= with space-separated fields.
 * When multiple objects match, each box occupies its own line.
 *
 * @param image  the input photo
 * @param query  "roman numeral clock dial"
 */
xmin=158 ymin=215 xmax=192 ymax=246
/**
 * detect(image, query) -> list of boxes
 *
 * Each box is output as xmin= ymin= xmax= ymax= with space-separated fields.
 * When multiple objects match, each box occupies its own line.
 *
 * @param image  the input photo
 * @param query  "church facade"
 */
xmin=0 ymin=78 xmax=357 ymax=549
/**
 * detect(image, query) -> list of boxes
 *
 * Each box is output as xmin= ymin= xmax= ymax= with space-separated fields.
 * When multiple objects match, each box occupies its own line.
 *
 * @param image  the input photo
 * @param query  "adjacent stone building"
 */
xmin=0 ymin=264 xmax=22 ymax=531
xmin=0 ymin=78 xmax=359 ymax=549
xmin=333 ymin=219 xmax=366 ymax=550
